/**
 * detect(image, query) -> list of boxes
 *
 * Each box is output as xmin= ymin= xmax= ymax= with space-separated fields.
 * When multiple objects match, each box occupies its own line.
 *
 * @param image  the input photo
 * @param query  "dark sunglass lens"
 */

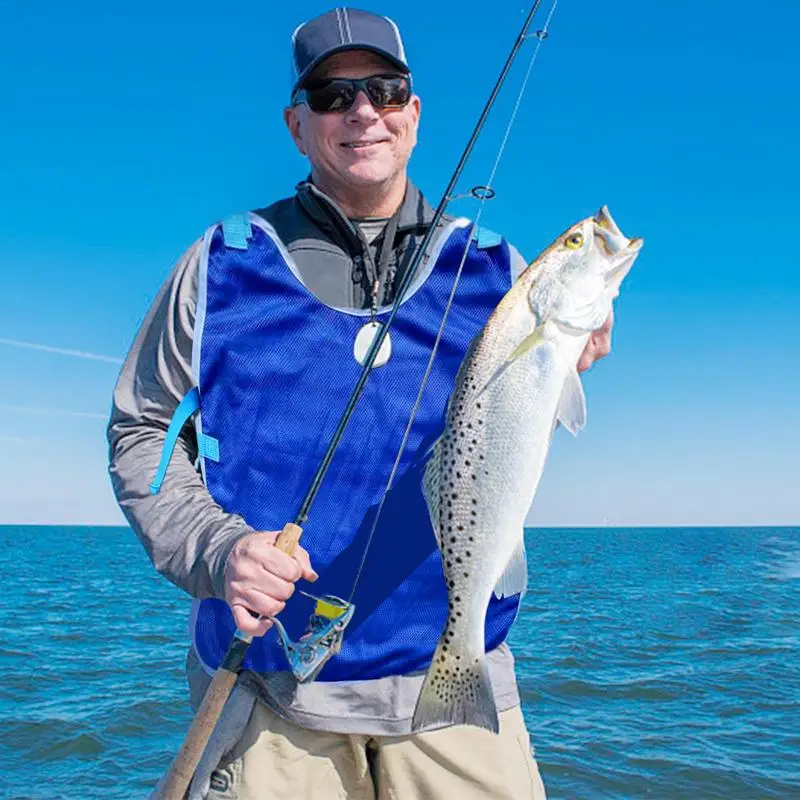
xmin=366 ymin=77 xmax=410 ymax=108
xmin=307 ymin=80 xmax=355 ymax=113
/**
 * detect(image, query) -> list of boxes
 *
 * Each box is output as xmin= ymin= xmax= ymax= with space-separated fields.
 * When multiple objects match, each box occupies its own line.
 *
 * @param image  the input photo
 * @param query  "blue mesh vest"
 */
xmin=190 ymin=214 xmax=522 ymax=681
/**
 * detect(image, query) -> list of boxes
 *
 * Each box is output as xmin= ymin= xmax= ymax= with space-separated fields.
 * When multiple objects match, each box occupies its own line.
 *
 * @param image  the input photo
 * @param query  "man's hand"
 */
xmin=224 ymin=530 xmax=318 ymax=637
xmin=577 ymin=308 xmax=614 ymax=374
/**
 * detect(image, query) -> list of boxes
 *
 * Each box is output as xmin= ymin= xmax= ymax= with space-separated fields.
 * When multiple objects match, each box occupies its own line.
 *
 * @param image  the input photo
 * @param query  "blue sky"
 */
xmin=0 ymin=0 xmax=797 ymax=526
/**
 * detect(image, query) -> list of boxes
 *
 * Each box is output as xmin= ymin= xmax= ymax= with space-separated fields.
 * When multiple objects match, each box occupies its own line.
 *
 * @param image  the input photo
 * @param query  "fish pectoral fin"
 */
xmin=493 ymin=538 xmax=528 ymax=599
xmin=557 ymin=368 xmax=587 ymax=436
xmin=422 ymin=438 xmax=442 ymax=544
xmin=505 ymin=324 xmax=545 ymax=365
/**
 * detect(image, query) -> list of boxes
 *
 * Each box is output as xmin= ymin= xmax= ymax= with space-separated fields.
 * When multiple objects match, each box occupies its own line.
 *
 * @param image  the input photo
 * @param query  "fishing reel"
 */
xmin=272 ymin=593 xmax=355 ymax=683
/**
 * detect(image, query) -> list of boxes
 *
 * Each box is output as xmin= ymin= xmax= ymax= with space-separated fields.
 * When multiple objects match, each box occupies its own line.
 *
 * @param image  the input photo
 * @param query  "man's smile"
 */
xmin=340 ymin=138 xmax=390 ymax=150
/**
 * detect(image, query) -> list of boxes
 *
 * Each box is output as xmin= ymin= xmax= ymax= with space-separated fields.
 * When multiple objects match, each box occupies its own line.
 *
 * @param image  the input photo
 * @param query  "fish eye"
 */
xmin=565 ymin=232 xmax=584 ymax=250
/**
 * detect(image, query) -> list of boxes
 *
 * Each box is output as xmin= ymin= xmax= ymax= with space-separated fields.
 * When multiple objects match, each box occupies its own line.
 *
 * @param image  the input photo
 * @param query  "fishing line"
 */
xmin=346 ymin=0 xmax=560 ymax=602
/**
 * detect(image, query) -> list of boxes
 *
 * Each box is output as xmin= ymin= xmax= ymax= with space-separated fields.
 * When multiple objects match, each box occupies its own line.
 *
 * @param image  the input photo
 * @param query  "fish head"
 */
xmin=528 ymin=206 xmax=643 ymax=333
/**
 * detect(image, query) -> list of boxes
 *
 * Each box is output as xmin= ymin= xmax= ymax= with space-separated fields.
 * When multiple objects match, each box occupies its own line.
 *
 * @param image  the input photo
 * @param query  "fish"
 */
xmin=411 ymin=206 xmax=643 ymax=734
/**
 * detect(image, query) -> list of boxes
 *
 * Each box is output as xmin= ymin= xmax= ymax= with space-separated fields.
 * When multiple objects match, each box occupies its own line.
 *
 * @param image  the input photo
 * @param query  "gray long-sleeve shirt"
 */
xmin=107 ymin=180 xmax=526 ymax=734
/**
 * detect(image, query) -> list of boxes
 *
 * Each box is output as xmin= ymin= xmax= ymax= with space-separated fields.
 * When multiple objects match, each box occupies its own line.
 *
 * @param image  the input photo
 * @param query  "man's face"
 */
xmin=284 ymin=50 xmax=421 ymax=195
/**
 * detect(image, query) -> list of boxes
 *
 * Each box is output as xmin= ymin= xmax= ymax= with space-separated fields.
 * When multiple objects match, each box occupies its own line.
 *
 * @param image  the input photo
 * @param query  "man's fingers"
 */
xmin=228 ymin=582 xmax=289 ymax=616
xmin=577 ymin=310 xmax=614 ymax=373
xmin=231 ymin=603 xmax=274 ymax=637
xmin=293 ymin=545 xmax=319 ymax=583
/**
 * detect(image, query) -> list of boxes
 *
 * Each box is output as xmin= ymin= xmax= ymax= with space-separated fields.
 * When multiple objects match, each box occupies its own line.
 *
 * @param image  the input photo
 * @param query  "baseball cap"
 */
xmin=291 ymin=8 xmax=410 ymax=94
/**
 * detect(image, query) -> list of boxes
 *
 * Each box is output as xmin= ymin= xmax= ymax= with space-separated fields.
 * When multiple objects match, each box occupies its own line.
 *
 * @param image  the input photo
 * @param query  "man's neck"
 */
xmin=311 ymin=172 xmax=407 ymax=219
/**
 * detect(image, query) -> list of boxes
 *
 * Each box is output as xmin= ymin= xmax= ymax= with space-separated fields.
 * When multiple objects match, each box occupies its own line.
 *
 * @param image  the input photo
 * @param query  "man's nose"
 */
xmin=346 ymin=90 xmax=380 ymax=122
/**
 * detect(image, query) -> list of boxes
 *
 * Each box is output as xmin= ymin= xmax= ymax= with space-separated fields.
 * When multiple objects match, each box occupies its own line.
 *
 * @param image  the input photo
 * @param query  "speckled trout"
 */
xmin=412 ymin=206 xmax=643 ymax=734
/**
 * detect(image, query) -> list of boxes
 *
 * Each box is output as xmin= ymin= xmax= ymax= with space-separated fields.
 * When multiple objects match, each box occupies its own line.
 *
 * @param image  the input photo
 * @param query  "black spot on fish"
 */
xmin=466 ymin=551 xmax=471 ymax=557
xmin=457 ymin=525 xmax=464 ymax=531
xmin=456 ymin=472 xmax=461 ymax=479
xmin=456 ymin=557 xmax=462 ymax=564
xmin=452 ymin=493 xmax=458 ymax=499
xmin=463 ymin=572 xmax=469 ymax=578
xmin=465 ymin=460 xmax=471 ymax=466
xmin=455 ymin=595 xmax=461 ymax=602
xmin=472 ymin=499 xmax=477 ymax=505
xmin=446 ymin=561 xmax=452 ymax=568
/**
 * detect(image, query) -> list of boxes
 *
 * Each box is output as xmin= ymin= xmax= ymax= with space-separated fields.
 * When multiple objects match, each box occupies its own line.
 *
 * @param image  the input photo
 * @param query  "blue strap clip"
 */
xmin=222 ymin=212 xmax=252 ymax=250
xmin=150 ymin=388 xmax=219 ymax=495
xmin=473 ymin=226 xmax=503 ymax=249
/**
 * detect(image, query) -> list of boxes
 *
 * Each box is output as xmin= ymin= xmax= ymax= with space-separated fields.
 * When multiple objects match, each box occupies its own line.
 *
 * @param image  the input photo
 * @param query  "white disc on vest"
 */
xmin=354 ymin=321 xmax=392 ymax=368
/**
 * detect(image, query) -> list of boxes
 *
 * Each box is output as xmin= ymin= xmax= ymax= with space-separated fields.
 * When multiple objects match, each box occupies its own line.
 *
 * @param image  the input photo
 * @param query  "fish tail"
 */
xmin=411 ymin=639 xmax=499 ymax=734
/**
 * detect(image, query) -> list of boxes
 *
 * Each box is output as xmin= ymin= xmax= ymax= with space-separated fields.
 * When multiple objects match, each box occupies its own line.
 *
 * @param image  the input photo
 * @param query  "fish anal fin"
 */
xmin=493 ymin=538 xmax=527 ymax=599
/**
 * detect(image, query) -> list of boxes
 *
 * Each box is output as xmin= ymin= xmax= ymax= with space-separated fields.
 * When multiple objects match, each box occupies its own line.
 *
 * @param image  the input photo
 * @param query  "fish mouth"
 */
xmin=591 ymin=206 xmax=643 ymax=293
xmin=592 ymin=205 xmax=643 ymax=257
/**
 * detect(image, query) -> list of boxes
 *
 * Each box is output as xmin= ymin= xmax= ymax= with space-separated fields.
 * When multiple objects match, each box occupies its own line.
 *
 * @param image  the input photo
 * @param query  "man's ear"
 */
xmin=284 ymin=105 xmax=307 ymax=156
xmin=408 ymin=94 xmax=421 ymax=147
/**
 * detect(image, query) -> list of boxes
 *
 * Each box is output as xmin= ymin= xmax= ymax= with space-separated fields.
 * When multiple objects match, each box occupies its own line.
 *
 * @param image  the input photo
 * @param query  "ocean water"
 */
xmin=1 ymin=525 xmax=798 ymax=799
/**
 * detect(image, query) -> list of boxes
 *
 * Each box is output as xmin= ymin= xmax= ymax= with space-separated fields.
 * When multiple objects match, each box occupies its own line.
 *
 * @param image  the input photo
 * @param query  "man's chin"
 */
xmin=341 ymin=163 xmax=397 ymax=188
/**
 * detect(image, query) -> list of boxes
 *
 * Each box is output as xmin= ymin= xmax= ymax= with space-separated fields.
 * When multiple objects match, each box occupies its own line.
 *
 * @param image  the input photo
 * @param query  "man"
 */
xmin=108 ymin=8 xmax=612 ymax=799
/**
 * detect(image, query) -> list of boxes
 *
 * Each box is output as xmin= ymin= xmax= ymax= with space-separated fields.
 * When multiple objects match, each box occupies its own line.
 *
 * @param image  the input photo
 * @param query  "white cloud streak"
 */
xmin=0 ymin=404 xmax=108 ymax=421
xmin=0 ymin=337 xmax=123 ymax=364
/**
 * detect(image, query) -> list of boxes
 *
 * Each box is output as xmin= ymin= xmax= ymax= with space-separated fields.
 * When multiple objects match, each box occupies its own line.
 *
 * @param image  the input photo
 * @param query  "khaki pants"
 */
xmin=206 ymin=700 xmax=546 ymax=800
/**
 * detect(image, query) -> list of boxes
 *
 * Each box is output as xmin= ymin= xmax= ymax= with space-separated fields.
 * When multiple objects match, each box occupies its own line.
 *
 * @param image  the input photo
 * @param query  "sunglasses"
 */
xmin=292 ymin=74 xmax=413 ymax=114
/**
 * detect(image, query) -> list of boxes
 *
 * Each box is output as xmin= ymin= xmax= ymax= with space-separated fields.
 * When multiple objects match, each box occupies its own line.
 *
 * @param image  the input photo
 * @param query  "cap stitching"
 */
xmin=290 ymin=22 xmax=305 ymax=74
xmin=342 ymin=7 xmax=353 ymax=43
xmin=335 ymin=7 xmax=346 ymax=45
xmin=383 ymin=16 xmax=406 ymax=63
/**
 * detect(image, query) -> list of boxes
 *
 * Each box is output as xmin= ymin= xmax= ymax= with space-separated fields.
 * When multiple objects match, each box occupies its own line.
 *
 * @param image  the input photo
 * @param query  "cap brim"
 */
xmin=294 ymin=45 xmax=410 ymax=92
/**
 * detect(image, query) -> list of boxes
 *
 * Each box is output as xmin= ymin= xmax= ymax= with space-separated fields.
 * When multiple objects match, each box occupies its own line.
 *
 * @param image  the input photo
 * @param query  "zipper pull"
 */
xmin=370 ymin=279 xmax=380 ymax=322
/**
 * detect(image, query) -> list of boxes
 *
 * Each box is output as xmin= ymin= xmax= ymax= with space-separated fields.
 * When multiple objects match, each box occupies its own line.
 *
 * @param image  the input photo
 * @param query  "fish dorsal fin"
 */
xmin=493 ymin=537 xmax=528 ymax=599
xmin=557 ymin=368 xmax=586 ymax=436
xmin=422 ymin=439 xmax=442 ymax=544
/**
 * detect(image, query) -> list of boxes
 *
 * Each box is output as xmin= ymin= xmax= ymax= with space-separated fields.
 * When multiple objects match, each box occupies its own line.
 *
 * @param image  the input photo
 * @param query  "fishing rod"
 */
xmin=159 ymin=3 xmax=546 ymax=796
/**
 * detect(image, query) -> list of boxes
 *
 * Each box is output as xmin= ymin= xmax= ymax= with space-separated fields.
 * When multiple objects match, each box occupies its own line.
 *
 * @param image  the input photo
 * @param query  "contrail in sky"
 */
xmin=0 ymin=337 xmax=124 ymax=364
xmin=0 ymin=404 xmax=108 ymax=421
